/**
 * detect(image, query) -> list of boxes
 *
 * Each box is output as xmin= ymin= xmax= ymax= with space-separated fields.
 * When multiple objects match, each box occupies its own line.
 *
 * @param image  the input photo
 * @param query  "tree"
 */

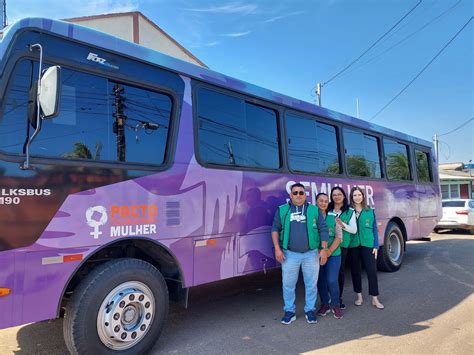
xmin=416 ymin=151 xmax=430 ymax=182
xmin=326 ymin=160 xmax=341 ymax=174
xmin=63 ymin=142 xmax=92 ymax=159
xmin=387 ymin=152 xmax=409 ymax=180
xmin=347 ymin=155 xmax=371 ymax=177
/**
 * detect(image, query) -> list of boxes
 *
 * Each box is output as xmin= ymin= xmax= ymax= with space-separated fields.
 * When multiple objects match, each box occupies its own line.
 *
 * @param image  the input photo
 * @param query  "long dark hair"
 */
xmin=328 ymin=186 xmax=349 ymax=213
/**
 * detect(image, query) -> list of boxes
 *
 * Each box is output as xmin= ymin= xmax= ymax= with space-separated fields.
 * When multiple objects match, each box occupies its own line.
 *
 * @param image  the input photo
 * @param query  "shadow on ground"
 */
xmin=12 ymin=235 xmax=474 ymax=354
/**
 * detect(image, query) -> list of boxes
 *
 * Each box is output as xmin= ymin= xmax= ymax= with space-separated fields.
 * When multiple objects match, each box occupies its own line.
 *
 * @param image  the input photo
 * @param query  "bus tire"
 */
xmin=64 ymin=258 xmax=168 ymax=354
xmin=377 ymin=222 xmax=404 ymax=272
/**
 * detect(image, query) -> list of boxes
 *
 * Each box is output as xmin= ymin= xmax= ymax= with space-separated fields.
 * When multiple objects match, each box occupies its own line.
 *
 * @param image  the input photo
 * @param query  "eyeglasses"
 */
xmin=292 ymin=191 xmax=306 ymax=196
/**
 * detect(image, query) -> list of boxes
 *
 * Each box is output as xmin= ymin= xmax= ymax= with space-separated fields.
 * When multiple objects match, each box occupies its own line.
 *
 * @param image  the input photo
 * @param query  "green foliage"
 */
xmin=416 ymin=151 xmax=430 ymax=182
xmin=63 ymin=142 xmax=92 ymax=159
xmin=387 ymin=152 xmax=410 ymax=180
xmin=326 ymin=159 xmax=340 ymax=174
xmin=347 ymin=155 xmax=371 ymax=177
xmin=62 ymin=141 xmax=102 ymax=160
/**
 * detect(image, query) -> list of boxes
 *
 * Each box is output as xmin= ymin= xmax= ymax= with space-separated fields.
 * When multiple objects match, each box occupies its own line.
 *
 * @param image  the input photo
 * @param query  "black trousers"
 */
xmin=349 ymin=246 xmax=379 ymax=296
xmin=338 ymin=247 xmax=349 ymax=303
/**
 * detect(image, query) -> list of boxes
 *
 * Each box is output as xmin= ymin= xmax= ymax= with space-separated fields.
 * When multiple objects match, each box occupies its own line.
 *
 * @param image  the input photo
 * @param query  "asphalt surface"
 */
xmin=1 ymin=231 xmax=473 ymax=354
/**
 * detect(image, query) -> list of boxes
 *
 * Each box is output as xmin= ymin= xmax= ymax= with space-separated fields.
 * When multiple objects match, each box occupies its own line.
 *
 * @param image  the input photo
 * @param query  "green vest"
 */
xmin=332 ymin=208 xmax=355 ymax=249
xmin=324 ymin=212 xmax=341 ymax=257
xmin=278 ymin=203 xmax=321 ymax=250
xmin=350 ymin=208 xmax=376 ymax=248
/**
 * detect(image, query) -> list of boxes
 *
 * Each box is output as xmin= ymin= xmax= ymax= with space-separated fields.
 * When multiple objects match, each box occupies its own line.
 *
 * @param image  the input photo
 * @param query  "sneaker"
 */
xmin=305 ymin=310 xmax=318 ymax=324
xmin=332 ymin=306 xmax=343 ymax=319
xmin=317 ymin=304 xmax=331 ymax=317
xmin=281 ymin=311 xmax=296 ymax=325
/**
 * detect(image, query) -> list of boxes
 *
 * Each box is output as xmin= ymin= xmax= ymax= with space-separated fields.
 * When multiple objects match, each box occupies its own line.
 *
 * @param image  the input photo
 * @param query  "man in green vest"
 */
xmin=271 ymin=183 xmax=329 ymax=324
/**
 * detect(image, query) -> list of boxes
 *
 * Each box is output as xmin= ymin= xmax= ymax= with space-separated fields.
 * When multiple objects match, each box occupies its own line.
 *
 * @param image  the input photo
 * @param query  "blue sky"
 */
xmin=6 ymin=0 xmax=474 ymax=163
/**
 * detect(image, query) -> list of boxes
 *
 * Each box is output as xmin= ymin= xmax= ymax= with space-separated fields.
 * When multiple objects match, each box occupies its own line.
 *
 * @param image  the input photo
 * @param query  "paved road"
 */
xmin=1 ymin=232 xmax=473 ymax=354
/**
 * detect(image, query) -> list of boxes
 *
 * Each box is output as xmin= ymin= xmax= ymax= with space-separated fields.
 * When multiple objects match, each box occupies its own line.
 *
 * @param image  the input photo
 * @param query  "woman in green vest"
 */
xmin=348 ymin=186 xmax=384 ymax=309
xmin=315 ymin=193 xmax=344 ymax=319
xmin=329 ymin=187 xmax=357 ymax=310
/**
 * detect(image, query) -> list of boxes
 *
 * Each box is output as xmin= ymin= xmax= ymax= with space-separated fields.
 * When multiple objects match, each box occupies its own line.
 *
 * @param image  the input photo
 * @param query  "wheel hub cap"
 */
xmin=97 ymin=281 xmax=155 ymax=350
xmin=123 ymin=306 xmax=137 ymax=324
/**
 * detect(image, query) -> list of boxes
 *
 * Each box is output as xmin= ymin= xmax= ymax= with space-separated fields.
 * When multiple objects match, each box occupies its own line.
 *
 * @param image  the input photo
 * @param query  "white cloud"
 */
xmin=190 ymin=40 xmax=221 ymax=48
xmin=220 ymin=30 xmax=252 ymax=37
xmin=202 ymin=41 xmax=221 ymax=47
xmin=182 ymin=2 xmax=257 ymax=15
xmin=262 ymin=11 xmax=305 ymax=24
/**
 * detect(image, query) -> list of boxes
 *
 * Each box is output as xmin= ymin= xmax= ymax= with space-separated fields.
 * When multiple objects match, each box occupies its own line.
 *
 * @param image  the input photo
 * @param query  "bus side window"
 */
xmin=415 ymin=149 xmax=432 ymax=183
xmin=286 ymin=113 xmax=340 ymax=174
xmin=343 ymin=128 xmax=382 ymax=178
xmin=383 ymin=139 xmax=411 ymax=181
xmin=196 ymin=88 xmax=280 ymax=169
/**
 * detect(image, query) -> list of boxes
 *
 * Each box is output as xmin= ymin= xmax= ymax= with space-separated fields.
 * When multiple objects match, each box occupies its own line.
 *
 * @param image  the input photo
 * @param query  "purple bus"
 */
xmin=0 ymin=18 xmax=440 ymax=353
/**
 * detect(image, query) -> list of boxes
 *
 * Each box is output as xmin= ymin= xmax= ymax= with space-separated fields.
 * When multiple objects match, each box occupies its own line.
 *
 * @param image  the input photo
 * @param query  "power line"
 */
xmin=438 ymin=118 xmax=473 ymax=137
xmin=322 ymin=0 xmax=422 ymax=87
xmin=439 ymin=140 xmax=451 ymax=160
xmin=340 ymin=0 xmax=462 ymax=80
xmin=370 ymin=17 xmax=473 ymax=121
xmin=372 ymin=0 xmax=435 ymax=46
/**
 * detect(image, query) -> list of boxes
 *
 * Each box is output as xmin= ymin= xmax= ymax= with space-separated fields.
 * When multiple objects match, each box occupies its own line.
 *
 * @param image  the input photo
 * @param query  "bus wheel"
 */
xmin=378 ymin=222 xmax=404 ymax=272
xmin=64 ymin=258 xmax=168 ymax=354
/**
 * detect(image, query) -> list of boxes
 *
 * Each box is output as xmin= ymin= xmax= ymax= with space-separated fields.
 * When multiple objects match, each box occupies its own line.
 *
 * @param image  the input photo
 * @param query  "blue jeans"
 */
xmin=281 ymin=249 xmax=320 ymax=313
xmin=318 ymin=255 xmax=341 ymax=307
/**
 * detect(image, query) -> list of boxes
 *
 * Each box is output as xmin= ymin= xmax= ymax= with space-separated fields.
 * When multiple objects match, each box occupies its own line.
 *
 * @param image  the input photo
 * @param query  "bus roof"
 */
xmin=1 ymin=17 xmax=432 ymax=147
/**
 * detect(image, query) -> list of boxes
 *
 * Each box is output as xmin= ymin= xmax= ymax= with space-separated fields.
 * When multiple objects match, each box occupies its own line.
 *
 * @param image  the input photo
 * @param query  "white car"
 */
xmin=435 ymin=199 xmax=474 ymax=233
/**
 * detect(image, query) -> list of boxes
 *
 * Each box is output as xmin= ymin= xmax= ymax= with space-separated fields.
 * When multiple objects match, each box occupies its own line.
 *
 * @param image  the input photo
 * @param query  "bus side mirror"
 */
xmin=38 ymin=65 xmax=61 ymax=119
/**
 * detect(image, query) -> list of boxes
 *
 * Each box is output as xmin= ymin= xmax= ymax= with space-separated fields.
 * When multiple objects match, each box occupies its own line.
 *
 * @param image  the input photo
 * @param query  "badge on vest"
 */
xmin=290 ymin=212 xmax=306 ymax=223
xmin=365 ymin=219 xmax=371 ymax=227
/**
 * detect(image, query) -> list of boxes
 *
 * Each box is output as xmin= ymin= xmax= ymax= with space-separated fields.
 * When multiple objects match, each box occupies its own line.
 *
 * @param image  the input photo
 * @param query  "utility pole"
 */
xmin=113 ymin=84 xmax=126 ymax=162
xmin=356 ymin=98 xmax=360 ymax=118
xmin=1 ymin=0 xmax=6 ymax=29
xmin=316 ymin=83 xmax=322 ymax=106
xmin=433 ymin=133 xmax=439 ymax=166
